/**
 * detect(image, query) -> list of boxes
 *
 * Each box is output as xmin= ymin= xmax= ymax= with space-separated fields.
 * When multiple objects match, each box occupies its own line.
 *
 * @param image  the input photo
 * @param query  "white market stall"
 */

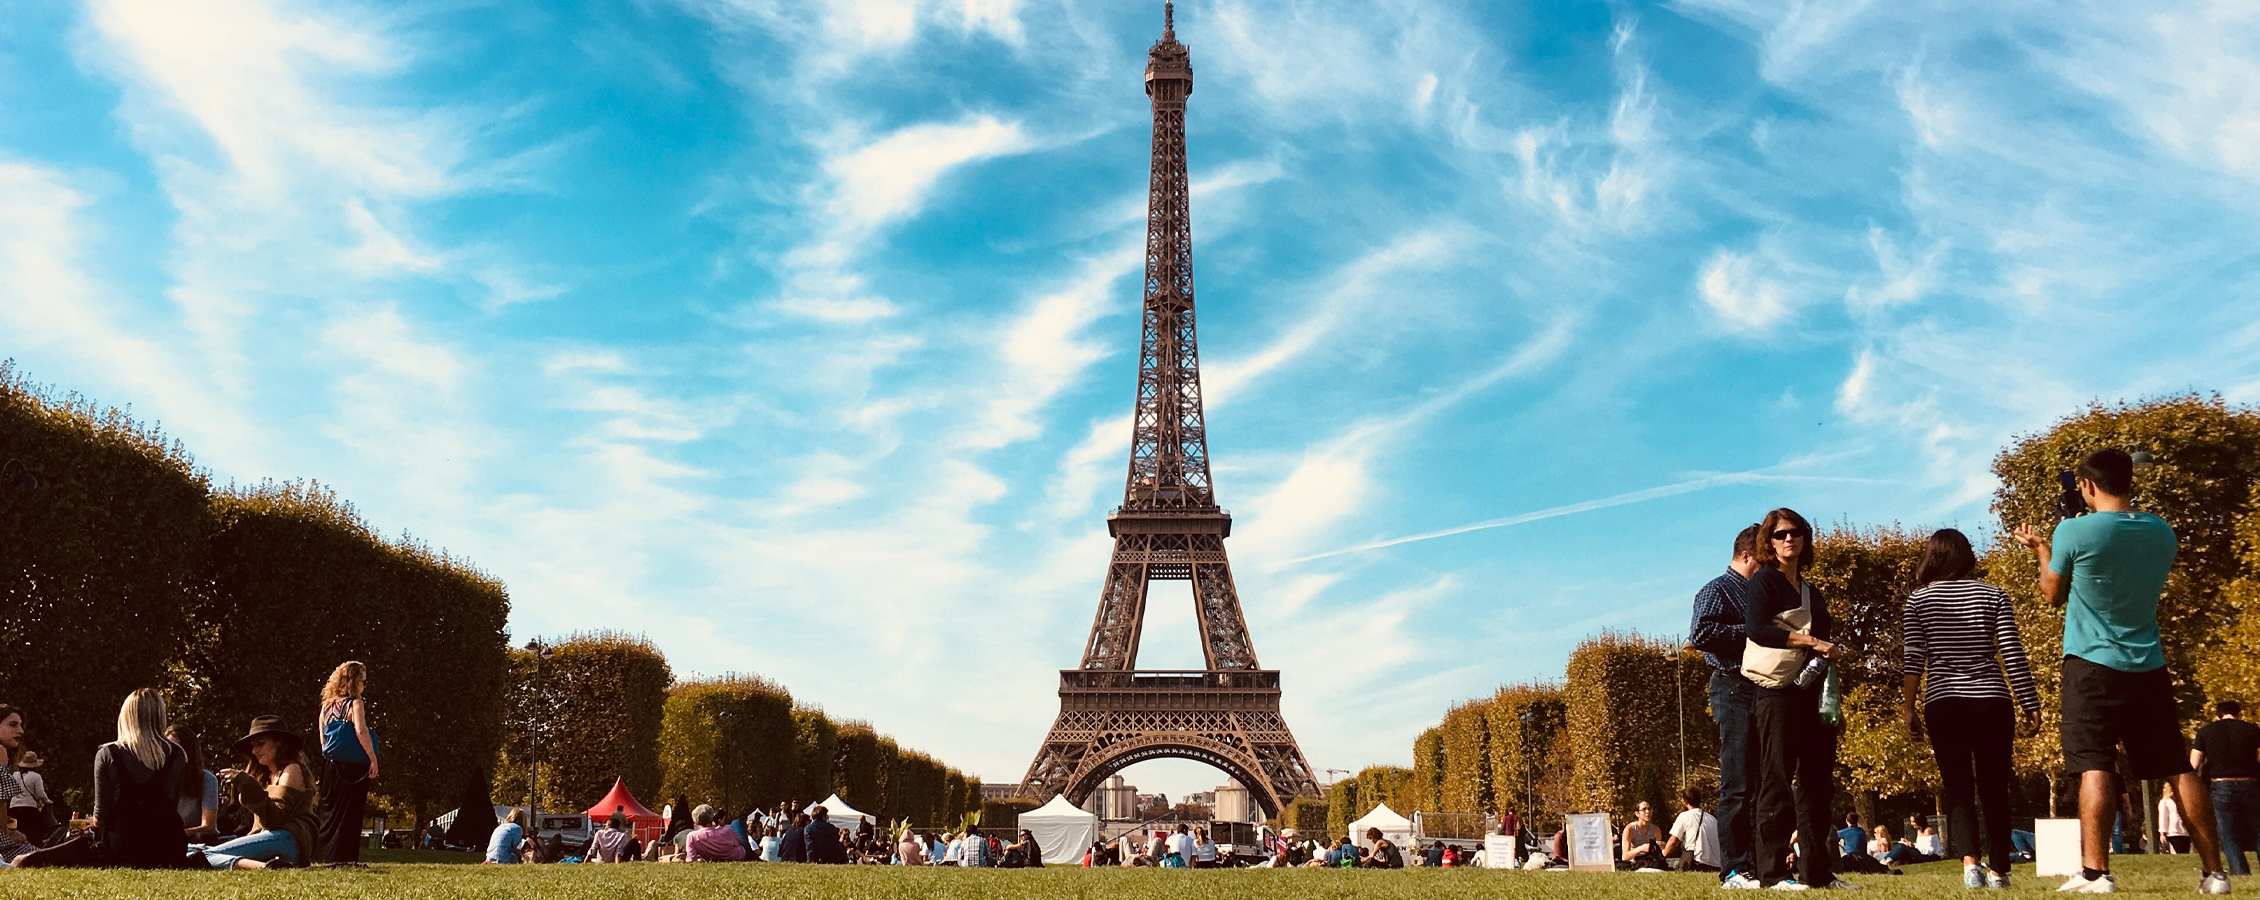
xmin=805 ymin=794 xmax=877 ymax=835
xmin=1017 ymin=795 xmax=1102 ymax=865
xmin=1347 ymin=803 xmax=1415 ymax=850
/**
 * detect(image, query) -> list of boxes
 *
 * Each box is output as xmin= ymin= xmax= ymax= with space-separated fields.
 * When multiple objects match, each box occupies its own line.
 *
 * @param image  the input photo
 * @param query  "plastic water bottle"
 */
xmin=1791 ymin=654 xmax=1829 ymax=689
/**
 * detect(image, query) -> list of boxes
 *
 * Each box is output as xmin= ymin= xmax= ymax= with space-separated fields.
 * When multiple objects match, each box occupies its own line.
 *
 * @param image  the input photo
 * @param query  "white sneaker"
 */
xmin=1820 ymin=879 xmax=1864 ymax=890
xmin=1771 ymin=879 xmax=1810 ymax=891
xmin=1986 ymin=870 xmax=2011 ymax=890
xmin=1723 ymin=872 xmax=1763 ymax=890
xmin=2058 ymin=872 xmax=2117 ymax=893
xmin=2202 ymin=872 xmax=2232 ymax=895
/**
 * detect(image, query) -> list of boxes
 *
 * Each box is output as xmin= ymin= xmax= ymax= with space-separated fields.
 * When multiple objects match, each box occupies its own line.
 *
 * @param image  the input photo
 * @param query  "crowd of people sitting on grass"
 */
xmin=0 ymin=661 xmax=383 ymax=870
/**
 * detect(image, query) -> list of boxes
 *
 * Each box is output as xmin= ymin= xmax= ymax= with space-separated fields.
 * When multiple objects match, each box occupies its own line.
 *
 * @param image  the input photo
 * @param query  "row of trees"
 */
xmin=0 ymin=364 xmax=509 ymax=827
xmin=1394 ymin=394 xmax=2260 ymax=831
xmin=0 ymin=363 xmax=979 ymax=829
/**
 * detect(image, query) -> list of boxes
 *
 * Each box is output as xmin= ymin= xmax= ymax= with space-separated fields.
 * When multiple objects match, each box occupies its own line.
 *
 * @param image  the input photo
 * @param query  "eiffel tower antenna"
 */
xmin=1016 ymin=1 xmax=1321 ymax=819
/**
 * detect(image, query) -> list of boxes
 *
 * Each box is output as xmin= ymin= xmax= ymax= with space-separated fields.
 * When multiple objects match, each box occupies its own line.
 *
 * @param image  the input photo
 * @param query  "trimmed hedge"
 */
xmin=1438 ymin=701 xmax=1489 ymax=815
xmin=1486 ymin=683 xmax=1568 ymax=826
xmin=1563 ymin=631 xmax=1710 ymax=820
xmin=497 ymin=632 xmax=672 ymax=810
xmin=0 ymin=366 xmax=211 ymax=808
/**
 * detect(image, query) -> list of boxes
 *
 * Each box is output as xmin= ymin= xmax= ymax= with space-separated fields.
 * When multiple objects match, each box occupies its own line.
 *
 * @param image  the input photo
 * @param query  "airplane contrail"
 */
xmin=1282 ymin=470 xmax=1773 ymax=564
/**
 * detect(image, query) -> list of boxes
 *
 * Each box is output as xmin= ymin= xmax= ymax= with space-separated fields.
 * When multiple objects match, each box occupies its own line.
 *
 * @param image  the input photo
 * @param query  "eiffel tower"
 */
xmin=1017 ymin=1 xmax=1321 ymax=819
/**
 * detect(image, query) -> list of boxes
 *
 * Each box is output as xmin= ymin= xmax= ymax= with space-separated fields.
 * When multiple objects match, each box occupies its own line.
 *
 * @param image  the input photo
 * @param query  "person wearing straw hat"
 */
xmin=10 ymin=748 xmax=52 ymax=845
xmin=195 ymin=716 xmax=317 ymax=869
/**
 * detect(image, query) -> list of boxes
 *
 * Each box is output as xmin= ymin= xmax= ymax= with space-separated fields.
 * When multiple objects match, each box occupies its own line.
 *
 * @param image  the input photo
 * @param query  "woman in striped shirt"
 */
xmin=1900 ymin=528 xmax=2041 ymax=889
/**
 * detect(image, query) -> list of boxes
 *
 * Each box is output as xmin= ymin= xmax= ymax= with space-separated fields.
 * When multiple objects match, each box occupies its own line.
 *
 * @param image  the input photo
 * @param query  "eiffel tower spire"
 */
xmin=1016 ymin=1 xmax=1320 ymax=819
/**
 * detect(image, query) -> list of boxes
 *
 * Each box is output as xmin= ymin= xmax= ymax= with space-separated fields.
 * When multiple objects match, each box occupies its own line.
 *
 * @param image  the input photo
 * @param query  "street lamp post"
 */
xmin=719 ymin=710 xmax=741 ymax=818
xmin=526 ymin=639 xmax=555 ymax=836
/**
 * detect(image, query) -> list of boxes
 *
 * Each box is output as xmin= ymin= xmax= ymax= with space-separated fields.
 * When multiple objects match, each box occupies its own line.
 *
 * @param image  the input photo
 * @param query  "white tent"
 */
xmin=1347 ymin=803 xmax=1415 ymax=849
xmin=805 ymin=794 xmax=876 ymax=835
xmin=1017 ymin=795 xmax=1102 ymax=865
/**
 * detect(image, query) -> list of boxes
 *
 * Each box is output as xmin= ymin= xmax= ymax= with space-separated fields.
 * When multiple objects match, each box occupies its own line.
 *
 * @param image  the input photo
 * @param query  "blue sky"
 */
xmin=5 ymin=0 xmax=2259 ymax=801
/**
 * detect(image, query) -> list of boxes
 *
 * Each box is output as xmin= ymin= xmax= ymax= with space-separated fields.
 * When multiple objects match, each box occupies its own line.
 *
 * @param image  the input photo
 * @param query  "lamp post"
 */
xmin=718 ymin=710 xmax=741 ymax=819
xmin=526 ymin=639 xmax=555 ymax=834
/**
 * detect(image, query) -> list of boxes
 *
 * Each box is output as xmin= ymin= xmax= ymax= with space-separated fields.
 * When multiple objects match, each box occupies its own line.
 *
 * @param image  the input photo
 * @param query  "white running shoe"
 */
xmin=1986 ymin=870 xmax=2011 ymax=890
xmin=1723 ymin=872 xmax=1763 ymax=890
xmin=1966 ymin=865 xmax=1987 ymax=889
xmin=2058 ymin=872 xmax=2117 ymax=893
xmin=1770 ymin=879 xmax=1810 ymax=891
xmin=2201 ymin=872 xmax=2232 ymax=895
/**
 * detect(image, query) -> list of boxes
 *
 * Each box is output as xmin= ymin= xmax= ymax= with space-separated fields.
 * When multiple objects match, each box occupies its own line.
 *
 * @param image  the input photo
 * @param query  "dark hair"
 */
xmin=1366 ymin=827 xmax=1382 ymax=841
xmin=2077 ymin=449 xmax=2135 ymax=497
xmin=1914 ymin=528 xmax=1978 ymax=586
xmin=1755 ymin=509 xmax=1814 ymax=569
xmin=609 ymin=811 xmax=630 ymax=831
xmin=1845 ymin=812 xmax=1860 ymax=825
xmin=1681 ymin=786 xmax=1702 ymax=807
xmin=167 ymin=726 xmax=203 ymax=803
xmin=2221 ymin=700 xmax=2244 ymax=717
xmin=0 ymin=704 xmax=21 ymax=730
xmin=1733 ymin=524 xmax=1761 ymax=559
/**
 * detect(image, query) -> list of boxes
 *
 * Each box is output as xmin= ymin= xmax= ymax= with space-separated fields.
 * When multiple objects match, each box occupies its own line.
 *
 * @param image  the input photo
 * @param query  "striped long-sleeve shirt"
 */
xmin=1902 ymin=579 xmax=2041 ymax=713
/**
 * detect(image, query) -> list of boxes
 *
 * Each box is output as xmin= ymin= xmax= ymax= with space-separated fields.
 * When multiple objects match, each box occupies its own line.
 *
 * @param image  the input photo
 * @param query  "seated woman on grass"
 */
xmin=198 ymin=716 xmax=316 ymax=869
xmin=487 ymin=808 xmax=531 ymax=863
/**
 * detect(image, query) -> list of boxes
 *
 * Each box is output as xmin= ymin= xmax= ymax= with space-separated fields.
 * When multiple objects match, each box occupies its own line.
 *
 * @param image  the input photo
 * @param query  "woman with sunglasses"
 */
xmin=1742 ymin=508 xmax=1854 ymax=890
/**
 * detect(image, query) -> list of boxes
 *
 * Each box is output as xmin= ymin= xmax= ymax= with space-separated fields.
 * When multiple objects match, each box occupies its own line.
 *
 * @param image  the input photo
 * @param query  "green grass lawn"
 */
xmin=0 ymin=853 xmax=2238 ymax=899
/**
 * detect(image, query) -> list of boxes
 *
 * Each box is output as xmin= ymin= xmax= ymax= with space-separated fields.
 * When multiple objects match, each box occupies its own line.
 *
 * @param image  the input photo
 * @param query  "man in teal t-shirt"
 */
xmin=2011 ymin=449 xmax=2227 ymax=894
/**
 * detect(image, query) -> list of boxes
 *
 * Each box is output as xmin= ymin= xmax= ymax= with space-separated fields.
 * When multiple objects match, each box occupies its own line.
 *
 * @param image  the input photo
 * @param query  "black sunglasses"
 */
xmin=1772 ymin=528 xmax=1808 ymax=541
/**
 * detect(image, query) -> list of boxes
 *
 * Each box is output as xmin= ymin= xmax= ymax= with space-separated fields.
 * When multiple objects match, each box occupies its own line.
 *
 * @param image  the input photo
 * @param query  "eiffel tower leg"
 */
xmin=1080 ymin=536 xmax=1152 ymax=670
xmin=1187 ymin=535 xmax=1256 ymax=670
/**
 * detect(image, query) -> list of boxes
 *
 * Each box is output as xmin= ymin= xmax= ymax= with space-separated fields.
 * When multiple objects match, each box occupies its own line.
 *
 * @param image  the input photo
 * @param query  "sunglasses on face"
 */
xmin=1772 ymin=528 xmax=1808 ymax=541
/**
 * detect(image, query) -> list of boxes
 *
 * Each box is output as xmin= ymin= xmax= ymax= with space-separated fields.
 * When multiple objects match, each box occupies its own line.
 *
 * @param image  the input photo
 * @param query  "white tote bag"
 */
xmin=1740 ymin=583 xmax=1814 ymax=689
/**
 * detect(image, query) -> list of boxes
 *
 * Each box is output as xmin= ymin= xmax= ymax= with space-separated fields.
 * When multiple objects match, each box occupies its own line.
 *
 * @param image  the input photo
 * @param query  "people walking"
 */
xmin=2195 ymin=700 xmax=2260 ymax=875
xmin=1691 ymin=524 xmax=1764 ymax=887
xmin=1742 ymin=508 xmax=1854 ymax=890
xmin=1899 ymin=527 xmax=2039 ymax=889
xmin=314 ymin=661 xmax=380 ymax=864
xmin=2011 ymin=449 xmax=2229 ymax=894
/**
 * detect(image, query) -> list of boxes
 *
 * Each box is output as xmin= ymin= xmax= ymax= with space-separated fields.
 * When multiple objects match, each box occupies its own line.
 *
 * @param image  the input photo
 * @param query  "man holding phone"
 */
xmin=2011 ymin=449 xmax=2228 ymax=894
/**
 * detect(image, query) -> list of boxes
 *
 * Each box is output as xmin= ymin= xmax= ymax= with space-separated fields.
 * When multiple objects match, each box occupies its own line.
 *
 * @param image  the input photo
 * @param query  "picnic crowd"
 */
xmin=0 ymin=448 xmax=2253 ymax=891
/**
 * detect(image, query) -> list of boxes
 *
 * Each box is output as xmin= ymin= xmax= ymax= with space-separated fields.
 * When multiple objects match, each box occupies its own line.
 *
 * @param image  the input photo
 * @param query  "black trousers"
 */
xmin=314 ymin=759 xmax=371 ymax=863
xmin=1753 ymin=689 xmax=1835 ymax=886
xmin=1926 ymin=696 xmax=2016 ymax=874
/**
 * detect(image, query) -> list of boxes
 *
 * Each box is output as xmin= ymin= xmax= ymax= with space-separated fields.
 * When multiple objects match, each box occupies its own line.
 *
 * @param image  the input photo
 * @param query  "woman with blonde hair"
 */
xmin=15 ymin=689 xmax=188 ymax=868
xmin=314 ymin=661 xmax=379 ymax=864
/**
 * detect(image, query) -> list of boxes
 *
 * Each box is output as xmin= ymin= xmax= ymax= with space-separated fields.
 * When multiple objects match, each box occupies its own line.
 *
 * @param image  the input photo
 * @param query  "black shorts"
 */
xmin=2060 ymin=655 xmax=2191 ymax=779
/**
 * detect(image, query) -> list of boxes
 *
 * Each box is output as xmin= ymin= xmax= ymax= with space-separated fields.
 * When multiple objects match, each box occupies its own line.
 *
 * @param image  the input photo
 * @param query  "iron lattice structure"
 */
xmin=1018 ymin=3 xmax=1321 ymax=819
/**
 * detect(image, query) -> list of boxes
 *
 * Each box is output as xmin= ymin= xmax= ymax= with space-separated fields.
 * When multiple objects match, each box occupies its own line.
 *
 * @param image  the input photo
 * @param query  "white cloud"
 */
xmin=1696 ymin=248 xmax=1791 ymax=330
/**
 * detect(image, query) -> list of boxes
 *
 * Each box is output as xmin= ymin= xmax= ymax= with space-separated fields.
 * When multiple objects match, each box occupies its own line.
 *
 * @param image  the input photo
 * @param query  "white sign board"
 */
xmin=1567 ymin=812 xmax=1615 ymax=872
xmin=1485 ymin=833 xmax=1519 ymax=869
xmin=2035 ymin=818 xmax=2081 ymax=877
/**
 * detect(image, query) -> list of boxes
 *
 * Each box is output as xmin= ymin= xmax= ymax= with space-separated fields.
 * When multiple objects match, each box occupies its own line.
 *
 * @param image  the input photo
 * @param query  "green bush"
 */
xmin=1410 ymin=727 xmax=1443 ymax=814
xmin=1438 ymin=701 xmax=1490 ymax=815
xmin=1564 ymin=631 xmax=1706 ymax=819
xmin=0 ymin=365 xmax=212 ymax=804
xmin=497 ymin=632 xmax=671 ymax=811
xmin=658 ymin=675 xmax=798 ymax=814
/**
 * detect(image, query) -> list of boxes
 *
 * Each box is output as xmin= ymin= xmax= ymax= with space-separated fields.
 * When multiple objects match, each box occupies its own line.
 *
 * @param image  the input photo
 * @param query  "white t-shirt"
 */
xmin=1915 ymin=831 xmax=1942 ymax=856
xmin=2161 ymin=794 xmax=2188 ymax=838
xmin=1168 ymin=832 xmax=1195 ymax=859
xmin=1669 ymin=808 xmax=1720 ymax=868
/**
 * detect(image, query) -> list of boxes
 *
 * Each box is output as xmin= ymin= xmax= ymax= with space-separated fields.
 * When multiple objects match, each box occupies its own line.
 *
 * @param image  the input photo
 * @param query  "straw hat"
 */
xmin=14 ymin=751 xmax=43 ymax=769
xmin=229 ymin=716 xmax=304 ymax=761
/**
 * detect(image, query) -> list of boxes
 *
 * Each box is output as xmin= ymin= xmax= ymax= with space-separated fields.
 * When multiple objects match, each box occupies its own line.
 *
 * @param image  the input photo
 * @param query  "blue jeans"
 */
xmin=1711 ymin=670 xmax=1757 ymax=880
xmin=200 ymin=830 xmax=298 ymax=868
xmin=2215 ymin=780 xmax=2260 ymax=875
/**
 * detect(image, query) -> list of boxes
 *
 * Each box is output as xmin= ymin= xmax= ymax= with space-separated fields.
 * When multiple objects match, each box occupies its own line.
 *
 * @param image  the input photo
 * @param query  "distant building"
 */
xmin=979 ymin=784 xmax=1022 ymax=801
xmin=1081 ymin=775 xmax=1140 ymax=821
xmin=1213 ymin=780 xmax=1253 ymax=823
xmin=1186 ymin=791 xmax=1216 ymax=807
xmin=1137 ymin=792 xmax=1168 ymax=810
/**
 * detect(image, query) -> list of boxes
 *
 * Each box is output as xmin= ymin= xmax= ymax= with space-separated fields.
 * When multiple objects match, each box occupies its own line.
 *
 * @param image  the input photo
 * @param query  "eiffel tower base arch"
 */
xmin=1020 ymin=670 xmax=1319 ymax=820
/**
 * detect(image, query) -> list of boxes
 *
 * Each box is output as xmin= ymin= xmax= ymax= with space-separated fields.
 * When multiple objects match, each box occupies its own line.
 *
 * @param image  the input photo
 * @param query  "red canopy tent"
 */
xmin=583 ymin=777 xmax=666 ymax=843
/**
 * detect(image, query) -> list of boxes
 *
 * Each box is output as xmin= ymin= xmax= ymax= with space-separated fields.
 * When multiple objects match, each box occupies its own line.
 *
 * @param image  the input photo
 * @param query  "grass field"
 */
xmin=0 ymin=853 xmax=2237 ymax=899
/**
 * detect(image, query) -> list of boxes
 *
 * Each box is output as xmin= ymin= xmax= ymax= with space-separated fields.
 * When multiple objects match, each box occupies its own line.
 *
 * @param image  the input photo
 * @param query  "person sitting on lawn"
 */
xmin=587 ymin=812 xmax=635 ymax=863
xmin=1001 ymin=828 xmax=1044 ymax=868
xmin=199 ymin=716 xmax=317 ymax=869
xmin=682 ymin=805 xmax=745 ymax=862
xmin=805 ymin=805 xmax=848 ymax=864
xmin=1360 ymin=828 xmax=1405 ymax=868
xmin=487 ymin=808 xmax=531 ymax=863
xmin=1623 ymin=801 xmax=1669 ymax=870
xmin=15 ymin=690 xmax=190 ymax=869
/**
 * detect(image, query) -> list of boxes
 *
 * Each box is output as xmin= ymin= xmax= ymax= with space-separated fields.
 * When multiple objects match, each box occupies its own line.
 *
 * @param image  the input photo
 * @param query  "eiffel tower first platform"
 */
xmin=1016 ymin=2 xmax=1321 ymax=819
